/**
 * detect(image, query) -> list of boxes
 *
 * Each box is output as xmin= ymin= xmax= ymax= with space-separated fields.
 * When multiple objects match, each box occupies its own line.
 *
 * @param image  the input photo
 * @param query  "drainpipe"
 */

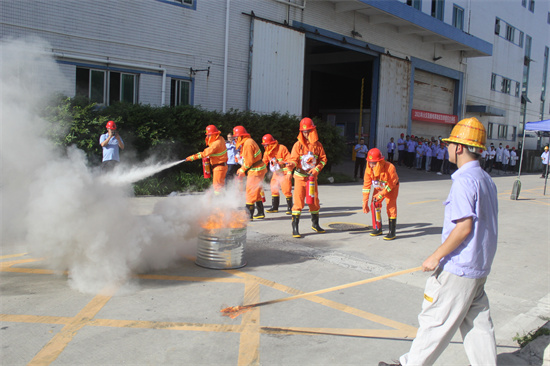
xmin=222 ymin=0 xmax=230 ymax=112
xmin=52 ymin=52 xmax=167 ymax=105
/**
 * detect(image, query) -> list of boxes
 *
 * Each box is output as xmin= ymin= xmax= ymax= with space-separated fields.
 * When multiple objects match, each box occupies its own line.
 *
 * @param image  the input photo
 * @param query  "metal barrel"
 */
xmin=195 ymin=227 xmax=247 ymax=269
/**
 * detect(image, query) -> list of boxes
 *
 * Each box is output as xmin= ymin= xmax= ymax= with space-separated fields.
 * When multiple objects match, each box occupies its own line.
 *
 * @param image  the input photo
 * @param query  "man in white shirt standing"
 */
xmin=354 ymin=138 xmax=369 ymax=181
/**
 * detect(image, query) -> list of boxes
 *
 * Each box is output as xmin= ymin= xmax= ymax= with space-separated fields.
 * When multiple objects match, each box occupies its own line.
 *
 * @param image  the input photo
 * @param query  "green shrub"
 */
xmin=42 ymin=96 xmax=348 ymax=195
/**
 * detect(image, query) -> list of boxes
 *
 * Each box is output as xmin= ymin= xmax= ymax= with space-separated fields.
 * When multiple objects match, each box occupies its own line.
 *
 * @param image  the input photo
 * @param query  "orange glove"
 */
xmin=236 ymin=168 xmax=246 ymax=177
xmin=307 ymin=168 xmax=319 ymax=177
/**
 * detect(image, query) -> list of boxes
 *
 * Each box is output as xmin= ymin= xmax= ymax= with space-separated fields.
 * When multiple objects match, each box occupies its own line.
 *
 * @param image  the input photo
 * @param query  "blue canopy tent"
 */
xmin=512 ymin=119 xmax=550 ymax=199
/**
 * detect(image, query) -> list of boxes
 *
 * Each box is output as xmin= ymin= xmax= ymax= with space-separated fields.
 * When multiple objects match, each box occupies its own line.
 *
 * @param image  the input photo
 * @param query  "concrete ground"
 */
xmin=1 ymin=164 xmax=549 ymax=365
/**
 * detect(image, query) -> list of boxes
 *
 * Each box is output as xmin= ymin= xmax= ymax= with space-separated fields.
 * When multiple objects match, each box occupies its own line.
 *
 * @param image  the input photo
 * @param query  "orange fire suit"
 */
xmin=362 ymin=160 xmax=399 ymax=219
xmin=186 ymin=134 xmax=228 ymax=194
xmin=262 ymin=143 xmax=292 ymax=199
xmin=289 ymin=130 xmax=327 ymax=215
xmin=237 ymin=137 xmax=267 ymax=205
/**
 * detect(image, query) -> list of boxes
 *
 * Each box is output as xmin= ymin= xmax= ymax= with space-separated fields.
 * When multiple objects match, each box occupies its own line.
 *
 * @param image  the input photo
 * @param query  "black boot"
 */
xmin=311 ymin=213 xmax=325 ymax=233
xmin=285 ymin=197 xmax=293 ymax=215
xmin=292 ymin=214 xmax=301 ymax=238
xmin=253 ymin=201 xmax=265 ymax=219
xmin=266 ymin=196 xmax=279 ymax=213
xmin=370 ymin=223 xmax=383 ymax=236
xmin=246 ymin=204 xmax=254 ymax=220
xmin=383 ymin=219 xmax=397 ymax=241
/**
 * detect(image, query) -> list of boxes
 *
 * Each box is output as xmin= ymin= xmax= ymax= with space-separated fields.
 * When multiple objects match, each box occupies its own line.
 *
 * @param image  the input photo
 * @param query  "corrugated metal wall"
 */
xmin=377 ymin=55 xmax=410 ymax=148
xmin=412 ymin=69 xmax=455 ymax=138
xmin=249 ymin=19 xmax=305 ymax=116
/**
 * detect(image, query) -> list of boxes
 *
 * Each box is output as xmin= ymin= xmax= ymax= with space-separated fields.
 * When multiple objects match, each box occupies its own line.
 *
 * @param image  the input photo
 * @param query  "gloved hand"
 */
xmin=373 ymin=193 xmax=384 ymax=203
xmin=307 ymin=168 xmax=319 ymax=177
xmin=236 ymin=169 xmax=245 ymax=178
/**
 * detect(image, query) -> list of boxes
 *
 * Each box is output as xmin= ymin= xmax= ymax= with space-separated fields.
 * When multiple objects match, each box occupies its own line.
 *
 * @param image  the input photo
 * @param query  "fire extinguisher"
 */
xmin=371 ymin=200 xmax=382 ymax=230
xmin=306 ymin=175 xmax=315 ymax=205
xmin=260 ymin=189 xmax=266 ymax=202
xmin=202 ymin=157 xmax=211 ymax=179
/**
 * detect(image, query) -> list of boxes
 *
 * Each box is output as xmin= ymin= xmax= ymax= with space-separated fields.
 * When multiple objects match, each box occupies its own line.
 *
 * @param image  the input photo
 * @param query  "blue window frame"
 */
xmin=452 ymin=5 xmax=464 ymax=30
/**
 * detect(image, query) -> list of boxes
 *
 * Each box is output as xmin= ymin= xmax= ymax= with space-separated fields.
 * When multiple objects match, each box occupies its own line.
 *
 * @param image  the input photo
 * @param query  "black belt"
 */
xmin=212 ymin=162 xmax=227 ymax=169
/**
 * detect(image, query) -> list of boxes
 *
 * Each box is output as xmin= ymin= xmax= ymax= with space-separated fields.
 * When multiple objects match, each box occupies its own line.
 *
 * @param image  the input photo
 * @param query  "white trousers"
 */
xmin=400 ymin=268 xmax=497 ymax=366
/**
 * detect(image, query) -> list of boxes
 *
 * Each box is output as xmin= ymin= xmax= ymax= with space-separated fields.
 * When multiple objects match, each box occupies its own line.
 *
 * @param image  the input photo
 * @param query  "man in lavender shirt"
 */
xmin=380 ymin=118 xmax=498 ymax=366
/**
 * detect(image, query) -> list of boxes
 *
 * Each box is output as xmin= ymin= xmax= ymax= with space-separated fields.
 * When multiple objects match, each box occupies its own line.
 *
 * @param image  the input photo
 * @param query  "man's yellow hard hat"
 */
xmin=442 ymin=117 xmax=487 ymax=150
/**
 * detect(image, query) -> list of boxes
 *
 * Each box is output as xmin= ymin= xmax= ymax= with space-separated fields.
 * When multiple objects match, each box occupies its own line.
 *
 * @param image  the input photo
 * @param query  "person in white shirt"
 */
xmin=541 ymin=145 xmax=549 ymax=178
xmin=387 ymin=137 xmax=396 ymax=164
xmin=501 ymin=145 xmax=511 ymax=175
xmin=354 ymin=138 xmax=369 ymax=180
xmin=485 ymin=144 xmax=496 ymax=173
xmin=495 ymin=143 xmax=504 ymax=171
xmin=509 ymin=147 xmax=518 ymax=172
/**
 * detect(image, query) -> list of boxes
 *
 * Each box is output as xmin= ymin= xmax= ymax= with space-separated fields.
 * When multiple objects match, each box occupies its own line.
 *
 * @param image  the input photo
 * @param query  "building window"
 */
xmin=516 ymin=82 xmax=521 ymax=97
xmin=528 ymin=0 xmax=534 ymax=12
xmin=522 ymin=0 xmax=527 ymax=7
xmin=452 ymin=5 xmax=464 ymax=30
xmin=491 ymin=73 xmax=497 ymax=90
xmin=170 ymin=79 xmax=191 ymax=106
xmin=487 ymin=123 xmax=494 ymax=139
xmin=502 ymin=78 xmax=512 ymax=94
xmin=519 ymin=31 xmax=524 ymax=47
xmin=431 ymin=0 xmax=444 ymax=20
xmin=495 ymin=18 xmax=501 ymax=35
xmin=498 ymin=124 xmax=508 ymax=139
xmin=75 ymin=67 xmax=137 ymax=105
xmin=407 ymin=0 xmax=422 ymax=10
xmin=505 ymin=24 xmax=515 ymax=41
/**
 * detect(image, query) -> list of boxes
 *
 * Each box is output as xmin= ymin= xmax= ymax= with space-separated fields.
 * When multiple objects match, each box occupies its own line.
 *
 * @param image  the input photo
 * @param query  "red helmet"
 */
xmin=400 ymin=133 xmax=404 ymax=137
xmin=232 ymin=126 xmax=249 ymax=137
xmin=299 ymin=117 xmax=316 ymax=131
xmin=205 ymin=125 xmax=220 ymax=135
xmin=367 ymin=148 xmax=385 ymax=162
xmin=506 ymin=145 xmax=509 ymax=148
xmin=106 ymin=121 xmax=117 ymax=130
xmin=262 ymin=134 xmax=277 ymax=145
xmin=411 ymin=135 xmax=415 ymax=139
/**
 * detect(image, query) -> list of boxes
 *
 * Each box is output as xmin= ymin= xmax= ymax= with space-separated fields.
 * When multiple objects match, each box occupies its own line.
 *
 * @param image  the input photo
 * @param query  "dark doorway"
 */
xmin=303 ymin=38 xmax=375 ymax=145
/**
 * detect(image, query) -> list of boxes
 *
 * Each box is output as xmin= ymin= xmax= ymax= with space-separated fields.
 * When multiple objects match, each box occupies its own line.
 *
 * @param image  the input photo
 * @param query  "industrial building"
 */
xmin=1 ymin=0 xmax=548 ymax=150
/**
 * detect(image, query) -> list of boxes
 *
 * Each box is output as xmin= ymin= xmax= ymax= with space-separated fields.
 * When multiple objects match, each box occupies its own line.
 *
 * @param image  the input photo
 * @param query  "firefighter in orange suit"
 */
xmin=362 ymin=147 xmax=399 ymax=240
xmin=185 ymin=125 xmax=228 ymax=194
xmin=262 ymin=134 xmax=293 ymax=215
xmin=287 ymin=118 xmax=327 ymax=238
xmin=233 ymin=126 xmax=267 ymax=220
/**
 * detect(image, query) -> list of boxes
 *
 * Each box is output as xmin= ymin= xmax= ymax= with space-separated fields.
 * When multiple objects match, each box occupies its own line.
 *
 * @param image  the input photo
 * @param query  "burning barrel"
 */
xmin=196 ymin=209 xmax=248 ymax=269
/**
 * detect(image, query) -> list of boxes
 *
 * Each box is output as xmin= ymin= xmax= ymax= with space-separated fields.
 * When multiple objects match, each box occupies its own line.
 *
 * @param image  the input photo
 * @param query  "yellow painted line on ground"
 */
xmin=408 ymin=199 xmax=440 ymax=205
xmin=88 ymin=318 xmax=242 ymax=333
xmin=261 ymin=326 xmax=415 ymax=339
xmin=0 ymin=253 xmax=28 ymax=260
xmin=0 ymin=258 xmax=44 ymax=268
xmin=137 ymin=274 xmax=244 ymax=283
xmin=27 ymin=294 xmax=112 ymax=366
xmin=0 ymin=267 xmax=56 ymax=275
xmin=238 ymin=280 xmax=261 ymax=366
xmin=0 ymin=314 xmax=70 ymax=325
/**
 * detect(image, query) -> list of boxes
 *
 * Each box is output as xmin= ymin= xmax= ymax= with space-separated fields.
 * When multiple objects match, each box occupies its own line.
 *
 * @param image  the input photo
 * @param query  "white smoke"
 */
xmin=0 ymin=38 xmax=245 ymax=294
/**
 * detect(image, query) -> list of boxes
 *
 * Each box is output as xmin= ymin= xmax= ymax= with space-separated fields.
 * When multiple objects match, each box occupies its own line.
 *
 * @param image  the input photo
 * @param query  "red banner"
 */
xmin=412 ymin=109 xmax=458 ymax=125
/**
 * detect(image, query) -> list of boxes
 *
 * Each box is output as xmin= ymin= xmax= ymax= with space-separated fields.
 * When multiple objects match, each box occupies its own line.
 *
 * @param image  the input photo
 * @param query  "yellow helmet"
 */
xmin=442 ymin=117 xmax=487 ymax=150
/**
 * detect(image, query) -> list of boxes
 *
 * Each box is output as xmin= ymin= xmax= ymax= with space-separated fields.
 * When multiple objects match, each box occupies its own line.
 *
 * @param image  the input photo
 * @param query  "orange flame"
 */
xmin=201 ymin=208 xmax=248 ymax=230
xmin=220 ymin=305 xmax=253 ymax=319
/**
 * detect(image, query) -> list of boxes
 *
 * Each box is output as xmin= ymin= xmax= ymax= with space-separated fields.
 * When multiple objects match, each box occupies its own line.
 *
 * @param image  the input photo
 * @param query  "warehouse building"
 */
xmin=1 ymin=0 xmax=548 ymax=150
